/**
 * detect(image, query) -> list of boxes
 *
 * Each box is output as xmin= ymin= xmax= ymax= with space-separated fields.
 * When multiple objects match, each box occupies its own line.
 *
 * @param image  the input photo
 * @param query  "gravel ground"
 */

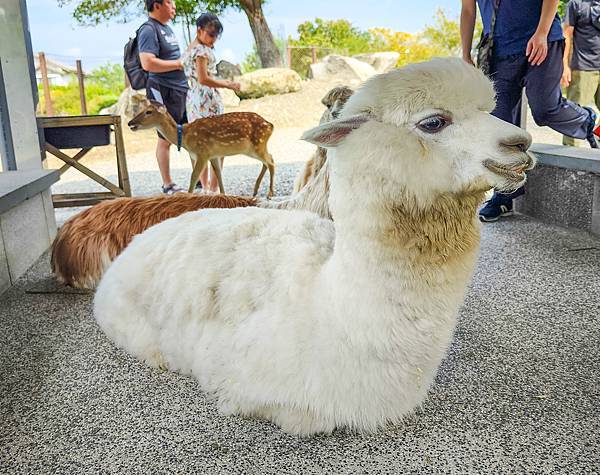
xmin=1 ymin=216 xmax=598 ymax=474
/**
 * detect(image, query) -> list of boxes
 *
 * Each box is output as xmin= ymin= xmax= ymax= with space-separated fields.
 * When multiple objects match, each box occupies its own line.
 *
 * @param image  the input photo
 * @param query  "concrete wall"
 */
xmin=516 ymin=144 xmax=600 ymax=238
xmin=0 ymin=189 xmax=56 ymax=294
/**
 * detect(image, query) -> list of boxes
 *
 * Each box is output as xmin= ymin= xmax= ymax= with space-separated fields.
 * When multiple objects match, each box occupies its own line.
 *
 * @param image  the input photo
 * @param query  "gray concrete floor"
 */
xmin=1 ymin=162 xmax=599 ymax=474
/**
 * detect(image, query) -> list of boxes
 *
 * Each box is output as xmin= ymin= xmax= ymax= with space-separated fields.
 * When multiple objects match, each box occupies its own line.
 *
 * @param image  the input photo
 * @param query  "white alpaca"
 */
xmin=94 ymin=58 xmax=534 ymax=436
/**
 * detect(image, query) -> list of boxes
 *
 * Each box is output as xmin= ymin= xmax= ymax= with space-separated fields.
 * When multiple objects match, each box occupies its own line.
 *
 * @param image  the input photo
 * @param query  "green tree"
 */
xmin=558 ymin=0 xmax=569 ymax=19
xmin=58 ymin=0 xmax=282 ymax=67
xmin=87 ymin=62 xmax=125 ymax=89
xmin=422 ymin=9 xmax=463 ymax=56
xmin=289 ymin=18 xmax=382 ymax=55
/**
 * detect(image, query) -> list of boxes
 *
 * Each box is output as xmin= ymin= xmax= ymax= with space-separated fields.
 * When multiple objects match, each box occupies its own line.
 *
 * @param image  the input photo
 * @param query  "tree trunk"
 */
xmin=239 ymin=0 xmax=282 ymax=68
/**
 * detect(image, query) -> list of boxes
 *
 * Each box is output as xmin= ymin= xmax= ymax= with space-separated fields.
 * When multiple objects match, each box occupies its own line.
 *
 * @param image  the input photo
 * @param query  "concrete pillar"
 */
xmin=0 ymin=0 xmax=43 ymax=171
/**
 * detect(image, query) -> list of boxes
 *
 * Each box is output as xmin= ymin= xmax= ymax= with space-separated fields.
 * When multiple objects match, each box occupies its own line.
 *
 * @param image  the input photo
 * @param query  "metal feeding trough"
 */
xmin=37 ymin=114 xmax=131 ymax=207
xmin=42 ymin=123 xmax=111 ymax=149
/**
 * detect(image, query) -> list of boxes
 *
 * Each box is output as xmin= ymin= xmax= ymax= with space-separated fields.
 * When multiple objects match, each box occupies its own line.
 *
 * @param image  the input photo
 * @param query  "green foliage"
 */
xmin=422 ymin=9 xmax=463 ymax=56
xmin=558 ymin=0 xmax=569 ymax=19
xmin=38 ymin=62 xmax=124 ymax=116
xmin=289 ymin=18 xmax=383 ymax=55
xmin=57 ymin=0 xmax=241 ymax=45
xmin=241 ymin=38 xmax=285 ymax=74
xmin=87 ymin=62 xmax=125 ymax=90
xmin=241 ymin=46 xmax=261 ymax=74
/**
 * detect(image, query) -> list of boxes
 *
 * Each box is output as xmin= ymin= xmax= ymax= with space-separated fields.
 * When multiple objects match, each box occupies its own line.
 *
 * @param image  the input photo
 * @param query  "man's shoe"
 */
xmin=161 ymin=183 xmax=185 ymax=195
xmin=479 ymin=193 xmax=514 ymax=222
xmin=583 ymin=107 xmax=599 ymax=149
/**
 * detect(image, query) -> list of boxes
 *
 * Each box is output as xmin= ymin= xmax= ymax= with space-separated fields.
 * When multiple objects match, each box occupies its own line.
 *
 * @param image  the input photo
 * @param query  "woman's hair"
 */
xmin=196 ymin=13 xmax=223 ymax=37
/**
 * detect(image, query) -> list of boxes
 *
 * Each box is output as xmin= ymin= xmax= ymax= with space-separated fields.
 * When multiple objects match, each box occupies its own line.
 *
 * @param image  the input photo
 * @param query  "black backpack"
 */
xmin=124 ymin=21 xmax=155 ymax=90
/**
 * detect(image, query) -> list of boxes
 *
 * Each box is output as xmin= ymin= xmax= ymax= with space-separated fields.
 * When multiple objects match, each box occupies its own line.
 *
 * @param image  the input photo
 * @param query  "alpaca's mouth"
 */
xmin=484 ymin=154 xmax=535 ymax=182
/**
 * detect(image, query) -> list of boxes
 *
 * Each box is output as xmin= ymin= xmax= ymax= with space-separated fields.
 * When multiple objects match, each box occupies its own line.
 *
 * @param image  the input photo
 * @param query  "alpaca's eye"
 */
xmin=417 ymin=115 xmax=450 ymax=133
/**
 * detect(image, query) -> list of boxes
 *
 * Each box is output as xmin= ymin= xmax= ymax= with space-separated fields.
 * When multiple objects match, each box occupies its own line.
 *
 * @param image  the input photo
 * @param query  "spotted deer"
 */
xmin=128 ymin=101 xmax=276 ymax=198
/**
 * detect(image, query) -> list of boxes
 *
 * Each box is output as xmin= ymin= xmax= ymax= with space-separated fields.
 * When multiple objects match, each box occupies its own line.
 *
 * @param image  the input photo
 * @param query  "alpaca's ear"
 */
xmin=301 ymin=114 xmax=370 ymax=148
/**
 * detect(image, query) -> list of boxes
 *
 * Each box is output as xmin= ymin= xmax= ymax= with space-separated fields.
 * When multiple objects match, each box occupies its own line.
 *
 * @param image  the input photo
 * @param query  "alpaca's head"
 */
xmin=128 ymin=101 xmax=171 ymax=131
xmin=319 ymin=86 xmax=354 ymax=124
xmin=302 ymin=58 xmax=534 ymax=207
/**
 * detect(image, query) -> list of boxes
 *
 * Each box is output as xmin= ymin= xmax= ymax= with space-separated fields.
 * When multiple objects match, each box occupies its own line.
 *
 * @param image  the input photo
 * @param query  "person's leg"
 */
xmin=155 ymin=137 xmax=173 ymax=186
xmin=209 ymin=157 xmax=224 ymax=193
xmin=160 ymin=87 xmax=188 ymax=192
xmin=526 ymin=40 xmax=596 ymax=146
xmin=594 ymin=70 xmax=600 ymax=112
xmin=479 ymin=54 xmax=528 ymax=222
xmin=563 ymin=70 xmax=595 ymax=146
xmin=147 ymin=82 xmax=176 ymax=189
xmin=490 ymin=54 xmax=527 ymax=125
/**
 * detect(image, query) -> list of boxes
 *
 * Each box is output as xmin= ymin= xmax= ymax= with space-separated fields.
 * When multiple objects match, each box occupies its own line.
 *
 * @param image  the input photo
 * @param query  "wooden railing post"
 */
xmin=76 ymin=59 xmax=87 ymax=115
xmin=38 ymin=52 xmax=54 ymax=116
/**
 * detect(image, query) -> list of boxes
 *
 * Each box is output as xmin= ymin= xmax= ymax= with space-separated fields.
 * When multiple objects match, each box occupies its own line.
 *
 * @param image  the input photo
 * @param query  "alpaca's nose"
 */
xmin=499 ymin=134 xmax=532 ymax=153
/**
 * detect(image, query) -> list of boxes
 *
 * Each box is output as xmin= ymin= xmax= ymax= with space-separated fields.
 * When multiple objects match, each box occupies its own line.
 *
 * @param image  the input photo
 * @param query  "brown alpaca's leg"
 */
xmin=189 ymin=156 xmax=209 ymax=193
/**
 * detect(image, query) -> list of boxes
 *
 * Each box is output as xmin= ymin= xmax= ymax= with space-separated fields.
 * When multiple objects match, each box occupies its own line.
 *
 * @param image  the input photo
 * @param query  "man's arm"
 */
xmin=562 ymin=24 xmax=574 ymax=86
xmin=526 ymin=0 xmax=560 ymax=65
xmin=139 ymin=53 xmax=182 ymax=73
xmin=460 ymin=0 xmax=477 ymax=66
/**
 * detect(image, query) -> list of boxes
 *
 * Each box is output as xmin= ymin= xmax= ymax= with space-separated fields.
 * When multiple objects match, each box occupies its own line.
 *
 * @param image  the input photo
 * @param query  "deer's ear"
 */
xmin=301 ymin=113 xmax=370 ymax=148
xmin=149 ymin=100 xmax=166 ymax=113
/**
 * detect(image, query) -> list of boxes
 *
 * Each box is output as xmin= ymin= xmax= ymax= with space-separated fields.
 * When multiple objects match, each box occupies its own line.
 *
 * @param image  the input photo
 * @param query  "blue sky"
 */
xmin=27 ymin=0 xmax=461 ymax=70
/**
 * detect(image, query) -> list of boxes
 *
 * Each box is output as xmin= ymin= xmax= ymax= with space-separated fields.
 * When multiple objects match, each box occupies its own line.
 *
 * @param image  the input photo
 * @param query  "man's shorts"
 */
xmin=146 ymin=78 xmax=188 ymax=140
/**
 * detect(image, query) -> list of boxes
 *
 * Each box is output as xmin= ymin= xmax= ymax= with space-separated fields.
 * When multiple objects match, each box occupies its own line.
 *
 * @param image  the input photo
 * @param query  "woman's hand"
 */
xmin=462 ymin=55 xmax=476 ymax=67
xmin=228 ymin=81 xmax=241 ymax=91
xmin=526 ymin=32 xmax=548 ymax=66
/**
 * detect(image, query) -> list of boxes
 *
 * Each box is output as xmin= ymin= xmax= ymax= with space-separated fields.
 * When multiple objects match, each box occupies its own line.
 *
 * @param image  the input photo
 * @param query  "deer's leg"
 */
xmin=189 ymin=155 xmax=209 ymax=193
xmin=253 ymin=165 xmax=268 ymax=197
xmin=210 ymin=157 xmax=225 ymax=194
xmin=262 ymin=151 xmax=276 ymax=200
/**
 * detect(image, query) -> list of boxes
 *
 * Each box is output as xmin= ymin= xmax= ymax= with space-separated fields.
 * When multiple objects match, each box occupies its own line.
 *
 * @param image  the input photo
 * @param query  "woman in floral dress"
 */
xmin=182 ymin=13 xmax=240 ymax=192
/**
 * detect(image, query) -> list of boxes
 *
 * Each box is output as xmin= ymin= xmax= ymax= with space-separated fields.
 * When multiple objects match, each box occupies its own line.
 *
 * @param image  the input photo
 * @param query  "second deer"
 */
xmin=129 ymin=101 xmax=276 ymax=198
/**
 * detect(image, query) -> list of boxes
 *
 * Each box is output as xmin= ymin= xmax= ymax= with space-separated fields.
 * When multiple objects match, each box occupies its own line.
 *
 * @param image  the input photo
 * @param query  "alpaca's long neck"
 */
xmin=154 ymin=114 xmax=180 ymax=146
xmin=324 ymin=180 xmax=485 ymax=329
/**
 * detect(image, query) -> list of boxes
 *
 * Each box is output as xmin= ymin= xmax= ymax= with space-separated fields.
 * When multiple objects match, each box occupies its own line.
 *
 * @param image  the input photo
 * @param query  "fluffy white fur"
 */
xmin=94 ymin=58 xmax=534 ymax=436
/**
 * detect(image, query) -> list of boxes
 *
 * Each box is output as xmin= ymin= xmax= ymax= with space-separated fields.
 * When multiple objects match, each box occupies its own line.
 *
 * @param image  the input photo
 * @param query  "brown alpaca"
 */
xmin=51 ymin=194 xmax=256 ymax=289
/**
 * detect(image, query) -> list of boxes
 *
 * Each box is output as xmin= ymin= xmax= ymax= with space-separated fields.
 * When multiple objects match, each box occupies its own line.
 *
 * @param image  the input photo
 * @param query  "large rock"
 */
xmin=237 ymin=68 xmax=302 ymax=99
xmin=353 ymin=52 xmax=400 ymax=73
xmin=308 ymin=55 xmax=377 ymax=83
xmin=220 ymin=87 xmax=240 ymax=108
xmin=100 ymin=87 xmax=148 ymax=120
xmin=216 ymin=60 xmax=242 ymax=80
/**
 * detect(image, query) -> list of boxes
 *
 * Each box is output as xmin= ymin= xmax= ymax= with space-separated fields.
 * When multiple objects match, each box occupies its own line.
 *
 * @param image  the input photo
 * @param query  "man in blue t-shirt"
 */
xmin=138 ymin=0 xmax=189 ymax=195
xmin=461 ymin=0 xmax=600 ymax=222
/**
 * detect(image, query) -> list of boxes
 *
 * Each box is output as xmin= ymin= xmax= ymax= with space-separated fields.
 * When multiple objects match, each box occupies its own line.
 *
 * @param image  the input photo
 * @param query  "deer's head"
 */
xmin=128 ymin=101 xmax=169 ymax=131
